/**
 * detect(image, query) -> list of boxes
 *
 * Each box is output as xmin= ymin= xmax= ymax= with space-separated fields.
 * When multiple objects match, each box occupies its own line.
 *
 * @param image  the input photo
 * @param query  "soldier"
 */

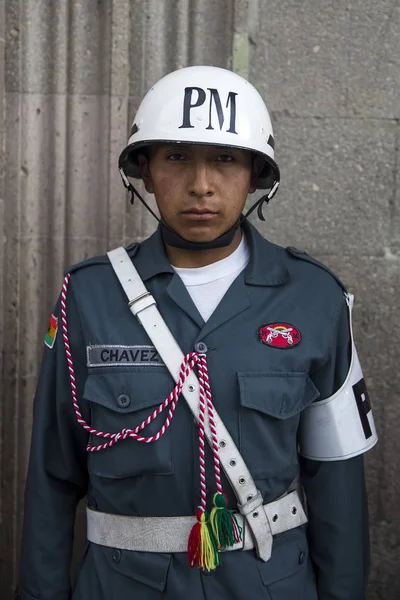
xmin=18 ymin=66 xmax=377 ymax=600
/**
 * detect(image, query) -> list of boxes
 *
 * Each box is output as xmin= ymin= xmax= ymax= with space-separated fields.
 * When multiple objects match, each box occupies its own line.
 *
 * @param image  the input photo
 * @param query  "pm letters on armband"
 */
xmin=353 ymin=378 xmax=373 ymax=439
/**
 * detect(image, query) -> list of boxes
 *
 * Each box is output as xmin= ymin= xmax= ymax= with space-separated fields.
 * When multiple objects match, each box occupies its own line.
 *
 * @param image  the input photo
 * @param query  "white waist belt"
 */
xmin=87 ymin=491 xmax=306 ymax=554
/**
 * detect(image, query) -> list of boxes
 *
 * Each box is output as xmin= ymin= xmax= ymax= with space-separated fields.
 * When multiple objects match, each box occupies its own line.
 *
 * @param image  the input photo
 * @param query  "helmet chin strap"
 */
xmin=119 ymin=168 xmax=279 ymax=251
xmin=160 ymin=219 xmax=240 ymax=251
xmin=243 ymin=180 xmax=280 ymax=221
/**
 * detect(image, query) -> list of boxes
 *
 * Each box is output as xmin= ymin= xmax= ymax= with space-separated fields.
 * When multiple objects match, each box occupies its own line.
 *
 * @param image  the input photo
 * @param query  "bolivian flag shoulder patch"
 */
xmin=44 ymin=314 xmax=58 ymax=349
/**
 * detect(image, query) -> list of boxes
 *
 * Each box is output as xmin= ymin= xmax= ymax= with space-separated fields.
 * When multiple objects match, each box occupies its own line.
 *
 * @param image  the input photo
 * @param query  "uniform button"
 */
xmin=116 ymin=394 xmax=131 ymax=408
xmin=112 ymin=549 xmax=122 ymax=563
xmin=194 ymin=342 xmax=207 ymax=353
xmin=299 ymin=551 xmax=306 ymax=565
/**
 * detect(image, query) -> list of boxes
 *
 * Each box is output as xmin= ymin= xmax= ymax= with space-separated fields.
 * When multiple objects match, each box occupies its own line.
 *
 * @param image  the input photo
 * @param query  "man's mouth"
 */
xmin=181 ymin=208 xmax=218 ymax=221
xmin=182 ymin=208 xmax=218 ymax=214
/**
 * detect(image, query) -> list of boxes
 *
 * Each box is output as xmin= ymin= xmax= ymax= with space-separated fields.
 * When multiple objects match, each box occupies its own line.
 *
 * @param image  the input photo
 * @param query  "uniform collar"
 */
xmin=242 ymin=220 xmax=289 ymax=286
xmin=130 ymin=220 xmax=289 ymax=287
xmin=128 ymin=227 xmax=175 ymax=282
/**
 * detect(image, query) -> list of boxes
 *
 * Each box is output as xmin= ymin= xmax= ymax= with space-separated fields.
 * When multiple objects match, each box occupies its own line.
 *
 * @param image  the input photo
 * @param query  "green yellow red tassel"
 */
xmin=188 ymin=510 xmax=220 ymax=571
xmin=210 ymin=492 xmax=243 ymax=549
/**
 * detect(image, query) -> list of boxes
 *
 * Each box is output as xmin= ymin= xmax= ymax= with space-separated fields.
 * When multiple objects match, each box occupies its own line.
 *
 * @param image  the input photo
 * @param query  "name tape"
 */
xmin=87 ymin=345 xmax=165 ymax=368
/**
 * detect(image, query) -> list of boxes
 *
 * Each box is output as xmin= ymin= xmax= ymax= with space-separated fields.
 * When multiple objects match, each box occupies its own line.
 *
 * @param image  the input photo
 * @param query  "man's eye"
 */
xmin=217 ymin=154 xmax=234 ymax=163
xmin=167 ymin=153 xmax=185 ymax=161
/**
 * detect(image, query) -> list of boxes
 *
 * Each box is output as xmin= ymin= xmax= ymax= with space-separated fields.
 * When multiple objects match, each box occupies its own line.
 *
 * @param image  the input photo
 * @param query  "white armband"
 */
xmin=299 ymin=293 xmax=378 ymax=461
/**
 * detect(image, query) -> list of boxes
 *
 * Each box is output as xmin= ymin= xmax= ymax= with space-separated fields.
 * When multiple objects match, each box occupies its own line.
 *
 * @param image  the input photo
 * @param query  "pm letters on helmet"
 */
xmin=179 ymin=87 xmax=238 ymax=134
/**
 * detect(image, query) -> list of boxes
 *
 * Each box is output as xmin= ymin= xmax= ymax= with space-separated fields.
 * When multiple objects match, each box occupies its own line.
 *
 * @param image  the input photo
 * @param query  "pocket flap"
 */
xmin=102 ymin=547 xmax=171 ymax=592
xmin=257 ymin=529 xmax=308 ymax=586
xmin=83 ymin=371 xmax=175 ymax=414
xmin=238 ymin=372 xmax=319 ymax=419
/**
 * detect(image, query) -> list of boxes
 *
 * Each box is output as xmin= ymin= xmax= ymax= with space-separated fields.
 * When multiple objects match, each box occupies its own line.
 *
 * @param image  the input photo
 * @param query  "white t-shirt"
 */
xmin=171 ymin=233 xmax=250 ymax=321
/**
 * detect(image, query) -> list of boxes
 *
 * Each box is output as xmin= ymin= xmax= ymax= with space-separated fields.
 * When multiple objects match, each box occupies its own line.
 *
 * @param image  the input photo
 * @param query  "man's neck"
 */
xmin=166 ymin=229 xmax=242 ymax=268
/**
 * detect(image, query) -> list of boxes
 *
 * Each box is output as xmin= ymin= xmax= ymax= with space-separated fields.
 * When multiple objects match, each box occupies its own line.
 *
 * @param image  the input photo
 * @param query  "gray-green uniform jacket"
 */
xmin=18 ymin=221 xmax=370 ymax=600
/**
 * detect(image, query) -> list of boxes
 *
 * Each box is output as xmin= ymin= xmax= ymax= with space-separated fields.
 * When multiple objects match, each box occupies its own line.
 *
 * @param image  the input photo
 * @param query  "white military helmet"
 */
xmin=119 ymin=66 xmax=280 ymax=196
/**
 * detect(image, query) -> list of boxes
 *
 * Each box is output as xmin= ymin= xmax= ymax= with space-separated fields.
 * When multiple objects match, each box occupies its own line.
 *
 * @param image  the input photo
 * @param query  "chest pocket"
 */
xmin=238 ymin=372 xmax=319 ymax=479
xmin=83 ymin=371 xmax=176 ymax=478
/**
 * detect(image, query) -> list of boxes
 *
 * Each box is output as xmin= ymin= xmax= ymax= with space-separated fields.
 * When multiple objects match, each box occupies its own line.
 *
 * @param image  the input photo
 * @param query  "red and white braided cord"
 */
xmin=62 ymin=273 xmax=193 ymax=450
xmin=196 ymin=355 xmax=208 ymax=512
xmin=61 ymin=273 xmax=224 ymax=504
xmin=198 ymin=355 xmax=223 ymax=496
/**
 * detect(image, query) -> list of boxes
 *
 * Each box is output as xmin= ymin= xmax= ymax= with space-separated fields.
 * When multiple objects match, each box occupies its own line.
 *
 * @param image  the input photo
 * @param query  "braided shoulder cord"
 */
xmin=61 ymin=273 xmax=198 ymax=451
xmin=60 ymin=273 xmax=241 ymax=568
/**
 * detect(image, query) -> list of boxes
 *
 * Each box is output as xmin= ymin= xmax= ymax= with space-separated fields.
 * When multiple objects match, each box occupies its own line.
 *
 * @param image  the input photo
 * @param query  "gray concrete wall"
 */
xmin=0 ymin=1 xmax=399 ymax=598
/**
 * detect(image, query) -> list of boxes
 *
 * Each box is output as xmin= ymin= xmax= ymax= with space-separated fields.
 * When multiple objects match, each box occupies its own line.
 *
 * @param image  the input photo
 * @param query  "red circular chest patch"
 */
xmin=258 ymin=323 xmax=302 ymax=349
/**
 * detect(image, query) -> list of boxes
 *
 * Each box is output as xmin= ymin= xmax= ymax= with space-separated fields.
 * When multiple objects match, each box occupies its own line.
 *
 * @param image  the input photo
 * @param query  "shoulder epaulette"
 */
xmin=65 ymin=255 xmax=109 ymax=276
xmin=65 ymin=243 xmax=139 ymax=276
xmin=285 ymin=246 xmax=347 ymax=292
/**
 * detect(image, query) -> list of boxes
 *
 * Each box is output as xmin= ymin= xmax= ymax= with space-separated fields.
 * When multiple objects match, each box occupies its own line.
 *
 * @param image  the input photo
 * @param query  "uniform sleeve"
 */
xmin=300 ymin=298 xmax=370 ymax=600
xmin=17 ymin=280 xmax=89 ymax=600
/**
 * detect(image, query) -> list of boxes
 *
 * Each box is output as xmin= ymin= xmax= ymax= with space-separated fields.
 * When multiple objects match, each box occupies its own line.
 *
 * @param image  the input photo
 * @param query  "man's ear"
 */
xmin=249 ymin=155 xmax=264 ymax=194
xmin=137 ymin=153 xmax=154 ymax=194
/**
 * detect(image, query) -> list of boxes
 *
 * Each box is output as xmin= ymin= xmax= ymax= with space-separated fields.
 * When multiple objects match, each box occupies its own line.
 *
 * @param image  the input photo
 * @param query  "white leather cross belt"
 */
xmin=86 ymin=490 xmax=307 ymax=554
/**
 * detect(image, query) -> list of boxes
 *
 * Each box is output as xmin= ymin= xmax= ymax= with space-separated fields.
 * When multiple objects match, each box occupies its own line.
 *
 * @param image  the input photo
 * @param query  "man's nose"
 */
xmin=188 ymin=162 xmax=214 ymax=198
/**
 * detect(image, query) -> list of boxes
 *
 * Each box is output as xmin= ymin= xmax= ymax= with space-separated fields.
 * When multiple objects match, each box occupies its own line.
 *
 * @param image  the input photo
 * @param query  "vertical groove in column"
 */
xmin=232 ymin=0 xmax=250 ymax=79
xmin=188 ymin=0 xmax=234 ymax=67
xmin=3 ymin=0 xmax=23 ymax=593
xmin=108 ymin=0 xmax=131 ymax=248
xmin=0 ymin=0 xmax=6 ymax=526
xmin=64 ymin=0 xmax=113 ymax=266
xmin=165 ymin=0 xmax=190 ymax=71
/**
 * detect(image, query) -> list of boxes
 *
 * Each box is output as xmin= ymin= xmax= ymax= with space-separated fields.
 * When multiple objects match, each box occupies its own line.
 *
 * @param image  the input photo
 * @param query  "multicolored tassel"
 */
xmin=210 ymin=492 xmax=243 ymax=549
xmin=188 ymin=510 xmax=220 ymax=571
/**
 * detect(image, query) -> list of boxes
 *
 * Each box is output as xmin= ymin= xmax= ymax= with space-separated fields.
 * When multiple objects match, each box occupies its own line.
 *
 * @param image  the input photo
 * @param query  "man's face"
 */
xmin=138 ymin=144 xmax=258 ymax=243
